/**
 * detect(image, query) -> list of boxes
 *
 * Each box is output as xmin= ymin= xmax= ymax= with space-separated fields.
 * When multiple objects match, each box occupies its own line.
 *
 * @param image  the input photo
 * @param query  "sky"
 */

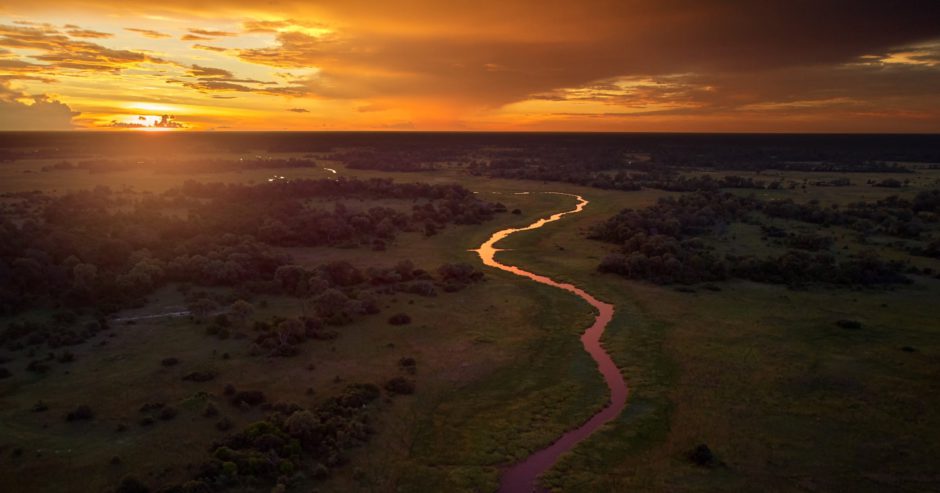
xmin=1 ymin=1 xmax=939 ymax=132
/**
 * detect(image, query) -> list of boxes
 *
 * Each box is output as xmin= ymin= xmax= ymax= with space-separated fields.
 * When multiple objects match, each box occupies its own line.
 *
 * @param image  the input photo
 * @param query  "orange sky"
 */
xmin=1 ymin=1 xmax=939 ymax=132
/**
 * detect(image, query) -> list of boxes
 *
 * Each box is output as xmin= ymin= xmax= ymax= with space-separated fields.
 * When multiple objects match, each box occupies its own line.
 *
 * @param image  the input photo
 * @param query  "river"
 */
xmin=473 ymin=192 xmax=628 ymax=493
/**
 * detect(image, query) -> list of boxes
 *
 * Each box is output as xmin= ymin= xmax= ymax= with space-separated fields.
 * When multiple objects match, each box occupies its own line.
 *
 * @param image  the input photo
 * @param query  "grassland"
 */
xmin=2 ymin=155 xmax=939 ymax=492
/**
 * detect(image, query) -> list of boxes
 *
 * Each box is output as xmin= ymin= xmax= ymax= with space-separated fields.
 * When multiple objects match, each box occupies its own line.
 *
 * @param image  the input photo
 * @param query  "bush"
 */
xmin=216 ymin=417 xmax=233 ymax=431
xmin=161 ymin=357 xmax=180 ymax=367
xmin=387 ymin=313 xmax=411 ymax=326
xmin=182 ymin=371 xmax=217 ymax=382
xmin=0 ymin=367 xmax=10 ymax=379
xmin=836 ymin=319 xmax=862 ymax=329
xmin=398 ymin=357 xmax=417 ymax=374
xmin=384 ymin=377 xmax=415 ymax=395
xmin=231 ymin=390 xmax=265 ymax=407
xmin=203 ymin=403 xmax=219 ymax=417
xmin=688 ymin=444 xmax=718 ymax=467
xmin=26 ymin=360 xmax=50 ymax=374
xmin=66 ymin=405 xmax=94 ymax=422
xmin=159 ymin=406 xmax=178 ymax=421
xmin=114 ymin=477 xmax=150 ymax=493
xmin=139 ymin=402 xmax=165 ymax=413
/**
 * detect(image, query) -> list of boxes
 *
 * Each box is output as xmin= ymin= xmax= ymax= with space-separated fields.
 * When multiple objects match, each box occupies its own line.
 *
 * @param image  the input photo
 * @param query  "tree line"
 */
xmin=590 ymin=191 xmax=935 ymax=286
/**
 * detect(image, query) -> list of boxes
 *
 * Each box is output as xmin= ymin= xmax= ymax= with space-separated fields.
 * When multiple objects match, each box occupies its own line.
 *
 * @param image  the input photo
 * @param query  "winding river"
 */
xmin=473 ymin=192 xmax=628 ymax=493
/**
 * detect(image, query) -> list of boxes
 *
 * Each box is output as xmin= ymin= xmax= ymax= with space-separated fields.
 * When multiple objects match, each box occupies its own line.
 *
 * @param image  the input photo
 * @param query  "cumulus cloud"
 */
xmin=0 ymin=81 xmax=78 ymax=130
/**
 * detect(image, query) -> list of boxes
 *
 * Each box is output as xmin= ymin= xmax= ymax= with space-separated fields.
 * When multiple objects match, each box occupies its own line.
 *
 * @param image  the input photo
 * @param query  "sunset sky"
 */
xmin=1 ymin=1 xmax=939 ymax=132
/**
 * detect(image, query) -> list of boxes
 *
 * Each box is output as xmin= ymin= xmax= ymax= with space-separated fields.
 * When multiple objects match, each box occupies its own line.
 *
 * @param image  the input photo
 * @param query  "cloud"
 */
xmin=175 ymin=64 xmax=297 ymax=95
xmin=65 ymin=27 xmax=112 ymax=39
xmin=0 ymin=80 xmax=78 ymax=130
xmin=106 ymin=114 xmax=185 ymax=128
xmin=174 ymin=78 xmax=308 ymax=96
xmin=0 ymin=23 xmax=168 ymax=73
xmin=181 ymin=34 xmax=211 ymax=41
xmin=287 ymin=108 xmax=309 ymax=113
xmin=125 ymin=28 xmax=171 ymax=39
xmin=188 ymin=28 xmax=235 ymax=37
xmin=1 ymin=1 xmax=940 ymax=130
xmin=189 ymin=64 xmax=234 ymax=78
xmin=191 ymin=44 xmax=228 ymax=53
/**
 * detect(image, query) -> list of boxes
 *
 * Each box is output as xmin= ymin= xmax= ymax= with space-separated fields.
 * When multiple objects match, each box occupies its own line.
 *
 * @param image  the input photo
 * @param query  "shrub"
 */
xmin=384 ymin=377 xmax=415 ymax=395
xmin=688 ymin=444 xmax=718 ymax=467
xmin=182 ymin=371 xmax=217 ymax=382
xmin=0 ymin=367 xmax=10 ymax=379
xmin=309 ymin=328 xmax=338 ymax=340
xmin=26 ymin=360 xmax=50 ymax=374
xmin=66 ymin=405 xmax=94 ymax=422
xmin=398 ymin=357 xmax=417 ymax=374
xmin=836 ymin=319 xmax=862 ymax=329
xmin=161 ymin=357 xmax=180 ymax=367
xmin=203 ymin=403 xmax=219 ymax=417
xmin=139 ymin=402 xmax=164 ymax=413
xmin=387 ymin=313 xmax=411 ymax=326
xmin=231 ymin=390 xmax=265 ymax=407
xmin=114 ymin=476 xmax=150 ymax=493
xmin=216 ymin=417 xmax=233 ymax=431
xmin=159 ymin=406 xmax=178 ymax=421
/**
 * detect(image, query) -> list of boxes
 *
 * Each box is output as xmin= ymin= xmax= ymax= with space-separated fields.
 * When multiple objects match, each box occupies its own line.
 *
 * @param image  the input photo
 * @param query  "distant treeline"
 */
xmin=3 ymin=132 xmax=940 ymax=161
xmin=320 ymin=141 xmax=927 ymax=193
xmin=41 ymin=157 xmax=323 ymax=174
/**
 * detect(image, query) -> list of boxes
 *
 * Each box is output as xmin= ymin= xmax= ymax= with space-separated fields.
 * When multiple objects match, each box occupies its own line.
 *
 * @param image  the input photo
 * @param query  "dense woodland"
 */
xmin=591 ymin=191 xmax=940 ymax=286
xmin=0 ymin=177 xmax=500 ymax=316
xmin=0 ymin=175 xmax=494 ymax=493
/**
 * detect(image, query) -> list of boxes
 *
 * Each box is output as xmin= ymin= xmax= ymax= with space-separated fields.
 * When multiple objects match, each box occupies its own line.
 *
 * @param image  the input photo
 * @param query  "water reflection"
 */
xmin=473 ymin=192 xmax=628 ymax=493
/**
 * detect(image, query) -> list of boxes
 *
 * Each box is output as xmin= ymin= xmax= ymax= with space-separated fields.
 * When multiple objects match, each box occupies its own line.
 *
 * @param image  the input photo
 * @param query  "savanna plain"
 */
xmin=1 ymin=133 xmax=938 ymax=493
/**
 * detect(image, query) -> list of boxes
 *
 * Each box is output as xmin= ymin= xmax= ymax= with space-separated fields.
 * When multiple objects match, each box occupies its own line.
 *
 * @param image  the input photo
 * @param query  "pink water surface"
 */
xmin=474 ymin=193 xmax=628 ymax=493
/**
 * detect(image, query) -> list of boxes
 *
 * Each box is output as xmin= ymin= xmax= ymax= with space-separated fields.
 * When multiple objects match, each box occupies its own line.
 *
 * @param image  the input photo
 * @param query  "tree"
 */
xmin=274 ymin=265 xmax=306 ymax=295
xmin=72 ymin=262 xmax=98 ymax=291
xmin=188 ymin=298 xmax=218 ymax=322
xmin=229 ymin=300 xmax=255 ymax=326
